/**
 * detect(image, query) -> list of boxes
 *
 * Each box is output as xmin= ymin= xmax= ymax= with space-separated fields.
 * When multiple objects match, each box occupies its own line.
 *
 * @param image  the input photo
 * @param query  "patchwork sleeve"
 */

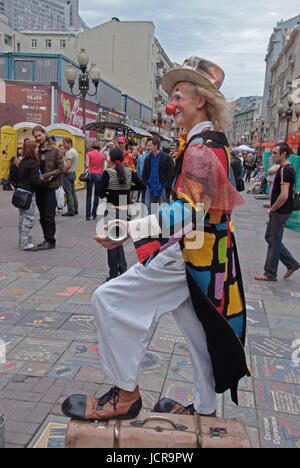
xmin=129 ymin=143 xmax=244 ymax=265
xmin=129 ymin=199 xmax=199 ymax=264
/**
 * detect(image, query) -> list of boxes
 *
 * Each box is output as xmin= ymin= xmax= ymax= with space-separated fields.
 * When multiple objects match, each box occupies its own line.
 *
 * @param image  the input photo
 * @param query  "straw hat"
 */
xmin=162 ymin=56 xmax=225 ymax=97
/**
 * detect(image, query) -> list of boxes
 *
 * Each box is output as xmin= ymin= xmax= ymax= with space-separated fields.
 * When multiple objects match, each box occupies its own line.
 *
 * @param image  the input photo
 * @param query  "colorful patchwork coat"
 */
xmin=129 ymin=130 xmax=251 ymax=404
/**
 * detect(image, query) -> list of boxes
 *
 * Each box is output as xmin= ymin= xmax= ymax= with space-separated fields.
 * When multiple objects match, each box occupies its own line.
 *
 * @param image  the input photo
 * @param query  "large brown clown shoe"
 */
xmin=62 ymin=386 xmax=142 ymax=421
xmin=153 ymin=398 xmax=216 ymax=417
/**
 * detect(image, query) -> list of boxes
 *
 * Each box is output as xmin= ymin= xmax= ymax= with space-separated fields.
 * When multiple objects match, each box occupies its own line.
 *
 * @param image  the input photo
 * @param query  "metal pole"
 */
xmin=82 ymin=92 xmax=87 ymax=165
xmin=285 ymin=119 xmax=290 ymax=143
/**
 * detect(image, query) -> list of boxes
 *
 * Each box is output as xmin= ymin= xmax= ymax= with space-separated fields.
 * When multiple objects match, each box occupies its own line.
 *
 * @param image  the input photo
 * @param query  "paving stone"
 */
xmin=246 ymin=427 xmax=260 ymax=448
xmin=0 ymin=389 xmax=43 ymax=402
xmin=18 ymin=362 xmax=55 ymax=377
xmin=2 ymin=361 xmax=26 ymax=374
xmin=224 ymin=390 xmax=255 ymax=408
xmin=27 ymin=415 xmax=69 ymax=448
xmin=0 ymin=334 xmax=24 ymax=352
xmin=74 ymin=366 xmax=105 ymax=383
xmin=167 ymin=354 xmax=193 ymax=383
xmin=59 ymin=315 xmax=97 ymax=334
xmin=224 ymin=405 xmax=258 ymax=427
xmin=0 ymin=309 xmax=23 ymax=326
xmin=16 ymin=310 xmax=71 ymax=329
xmin=254 ymin=380 xmax=300 ymax=415
xmin=161 ymin=380 xmax=195 ymax=408
xmin=267 ymin=315 xmax=300 ymax=333
xmin=257 ymin=410 xmax=300 ymax=448
xmin=57 ymin=341 xmax=99 ymax=367
xmin=0 ymin=373 xmax=13 ymax=389
xmin=173 ymin=344 xmax=190 ymax=356
xmin=264 ymin=301 xmax=300 ymax=318
xmin=251 ymin=355 xmax=300 ymax=384
xmin=248 ymin=335 xmax=294 ymax=359
xmin=46 ymin=364 xmax=81 ymax=379
xmin=7 ymin=338 xmax=70 ymax=363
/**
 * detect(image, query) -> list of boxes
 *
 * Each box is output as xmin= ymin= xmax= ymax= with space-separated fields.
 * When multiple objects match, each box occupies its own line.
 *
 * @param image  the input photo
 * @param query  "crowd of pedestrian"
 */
xmin=7 ymin=125 xmax=178 ymax=280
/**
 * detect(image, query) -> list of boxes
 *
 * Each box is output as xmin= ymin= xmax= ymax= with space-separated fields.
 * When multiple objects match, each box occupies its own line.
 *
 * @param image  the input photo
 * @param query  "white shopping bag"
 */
xmin=56 ymin=186 xmax=65 ymax=209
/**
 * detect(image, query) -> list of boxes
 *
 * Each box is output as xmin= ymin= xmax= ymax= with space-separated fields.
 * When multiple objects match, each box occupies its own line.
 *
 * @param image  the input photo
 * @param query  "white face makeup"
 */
xmin=171 ymin=89 xmax=184 ymax=125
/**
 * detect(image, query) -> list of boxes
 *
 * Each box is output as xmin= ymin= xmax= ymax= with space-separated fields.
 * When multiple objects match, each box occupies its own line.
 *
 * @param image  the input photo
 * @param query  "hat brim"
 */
xmin=162 ymin=68 xmax=217 ymax=96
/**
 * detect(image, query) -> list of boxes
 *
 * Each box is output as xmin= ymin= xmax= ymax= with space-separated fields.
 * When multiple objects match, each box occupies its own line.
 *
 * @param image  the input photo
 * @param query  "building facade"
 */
xmin=231 ymin=96 xmax=263 ymax=145
xmin=1 ymin=0 xmax=87 ymax=33
xmin=77 ymin=19 xmax=173 ymax=113
xmin=262 ymin=15 xmax=300 ymax=144
xmin=263 ymin=22 xmax=300 ymax=144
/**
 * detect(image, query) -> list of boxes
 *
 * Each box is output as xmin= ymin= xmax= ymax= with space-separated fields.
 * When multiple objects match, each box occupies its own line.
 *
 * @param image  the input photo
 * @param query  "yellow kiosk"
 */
xmin=0 ymin=123 xmax=85 ymax=189
xmin=0 ymin=126 xmax=18 ymax=181
xmin=0 ymin=122 xmax=41 ymax=181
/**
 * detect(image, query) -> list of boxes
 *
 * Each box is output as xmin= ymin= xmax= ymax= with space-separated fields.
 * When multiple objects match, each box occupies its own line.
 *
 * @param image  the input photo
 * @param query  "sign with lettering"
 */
xmin=0 ymin=82 xmax=51 ymax=127
xmin=58 ymin=91 xmax=98 ymax=144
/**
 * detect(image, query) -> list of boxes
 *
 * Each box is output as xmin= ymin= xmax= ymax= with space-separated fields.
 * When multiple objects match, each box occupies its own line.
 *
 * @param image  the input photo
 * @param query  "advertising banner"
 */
xmin=0 ymin=81 xmax=51 ymax=128
xmin=58 ymin=91 xmax=98 ymax=145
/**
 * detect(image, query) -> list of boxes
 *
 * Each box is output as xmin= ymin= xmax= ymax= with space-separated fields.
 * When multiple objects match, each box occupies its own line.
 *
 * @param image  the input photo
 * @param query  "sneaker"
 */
xmin=22 ymin=244 xmax=36 ymax=251
xmin=61 ymin=386 xmax=142 ymax=421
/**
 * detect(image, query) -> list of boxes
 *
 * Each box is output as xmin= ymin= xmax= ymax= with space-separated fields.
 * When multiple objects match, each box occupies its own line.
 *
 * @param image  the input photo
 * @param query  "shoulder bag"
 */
xmin=79 ymin=167 xmax=90 ymax=182
xmin=12 ymin=188 xmax=32 ymax=210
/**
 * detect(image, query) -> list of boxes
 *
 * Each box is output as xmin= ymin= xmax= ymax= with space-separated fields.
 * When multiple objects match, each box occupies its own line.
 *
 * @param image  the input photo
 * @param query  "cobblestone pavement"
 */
xmin=0 ymin=189 xmax=300 ymax=448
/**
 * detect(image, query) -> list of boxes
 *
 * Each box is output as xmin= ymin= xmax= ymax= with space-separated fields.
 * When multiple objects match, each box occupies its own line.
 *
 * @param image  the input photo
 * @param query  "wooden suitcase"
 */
xmin=65 ymin=411 xmax=252 ymax=448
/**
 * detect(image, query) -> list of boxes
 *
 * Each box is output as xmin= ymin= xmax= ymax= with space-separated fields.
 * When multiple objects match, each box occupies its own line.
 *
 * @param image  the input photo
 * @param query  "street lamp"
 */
xmin=277 ymin=94 xmax=300 ymax=143
xmin=65 ymin=49 xmax=101 ymax=136
xmin=153 ymin=106 xmax=168 ymax=133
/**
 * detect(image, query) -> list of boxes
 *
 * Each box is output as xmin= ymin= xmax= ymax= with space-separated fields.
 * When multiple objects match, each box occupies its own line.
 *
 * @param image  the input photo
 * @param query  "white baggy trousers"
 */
xmin=92 ymin=243 xmax=216 ymax=414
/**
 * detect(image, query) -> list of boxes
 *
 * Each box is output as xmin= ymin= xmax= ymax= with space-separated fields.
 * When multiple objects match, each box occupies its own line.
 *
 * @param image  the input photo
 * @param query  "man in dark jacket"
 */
xmin=32 ymin=125 xmax=65 ymax=250
xmin=142 ymin=136 xmax=174 ymax=213
xmin=230 ymin=152 xmax=242 ymax=189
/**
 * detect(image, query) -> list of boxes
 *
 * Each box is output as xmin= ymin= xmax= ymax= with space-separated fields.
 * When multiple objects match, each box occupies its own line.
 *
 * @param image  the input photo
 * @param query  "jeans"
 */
xmin=86 ymin=173 xmax=102 ymax=219
xmin=264 ymin=212 xmax=298 ymax=279
xmin=35 ymin=188 xmax=57 ymax=245
xmin=63 ymin=172 xmax=79 ymax=215
xmin=18 ymin=193 xmax=36 ymax=248
xmin=144 ymin=187 xmax=168 ymax=214
xmin=107 ymin=246 xmax=127 ymax=278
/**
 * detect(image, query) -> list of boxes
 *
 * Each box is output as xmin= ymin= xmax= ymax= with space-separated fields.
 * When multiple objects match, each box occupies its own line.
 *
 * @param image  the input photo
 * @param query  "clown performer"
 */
xmin=62 ymin=57 xmax=251 ymax=422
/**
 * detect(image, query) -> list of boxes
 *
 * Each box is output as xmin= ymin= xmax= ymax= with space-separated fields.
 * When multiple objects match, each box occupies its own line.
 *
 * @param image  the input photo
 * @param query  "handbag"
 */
xmin=55 ymin=186 xmax=65 ymax=209
xmin=236 ymin=178 xmax=245 ymax=192
xmin=292 ymin=190 xmax=300 ymax=211
xmin=12 ymin=188 xmax=32 ymax=210
xmin=79 ymin=167 xmax=90 ymax=182
xmin=2 ymin=178 xmax=12 ymax=191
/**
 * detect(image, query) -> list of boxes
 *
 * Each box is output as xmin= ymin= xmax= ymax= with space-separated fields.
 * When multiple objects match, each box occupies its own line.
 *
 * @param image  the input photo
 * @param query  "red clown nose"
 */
xmin=165 ymin=104 xmax=177 ymax=116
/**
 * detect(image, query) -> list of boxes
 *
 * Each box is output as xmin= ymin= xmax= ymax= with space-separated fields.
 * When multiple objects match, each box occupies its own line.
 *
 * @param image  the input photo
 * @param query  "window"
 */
xmin=46 ymin=39 xmax=52 ymax=48
xmin=31 ymin=39 xmax=37 ymax=48
xmin=4 ymin=35 xmax=13 ymax=46
xmin=60 ymin=39 xmax=66 ymax=49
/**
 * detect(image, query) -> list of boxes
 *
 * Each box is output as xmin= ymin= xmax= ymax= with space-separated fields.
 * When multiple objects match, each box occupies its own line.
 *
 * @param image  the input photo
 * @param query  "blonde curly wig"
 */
xmin=187 ymin=83 xmax=232 ymax=132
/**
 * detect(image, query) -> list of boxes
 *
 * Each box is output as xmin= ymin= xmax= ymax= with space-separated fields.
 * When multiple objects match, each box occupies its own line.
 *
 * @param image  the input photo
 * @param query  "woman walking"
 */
xmin=17 ymin=140 xmax=46 ymax=250
xmin=85 ymin=141 xmax=105 ymax=220
xmin=98 ymin=147 xmax=145 ymax=281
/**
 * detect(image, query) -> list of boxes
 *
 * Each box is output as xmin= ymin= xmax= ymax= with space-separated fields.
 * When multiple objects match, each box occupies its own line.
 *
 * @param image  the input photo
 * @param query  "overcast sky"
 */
xmin=79 ymin=1 xmax=300 ymax=100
